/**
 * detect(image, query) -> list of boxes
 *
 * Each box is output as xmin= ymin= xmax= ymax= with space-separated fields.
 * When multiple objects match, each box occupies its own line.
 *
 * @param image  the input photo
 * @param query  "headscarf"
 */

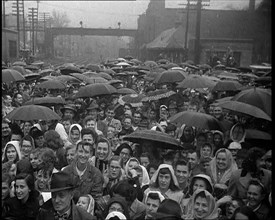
xmin=208 ymin=148 xmax=238 ymax=184
xmin=105 ymin=211 xmax=126 ymax=220
xmin=179 ymin=124 xmax=196 ymax=144
xmin=187 ymin=174 xmax=214 ymax=196
xmin=84 ymin=194 xmax=95 ymax=215
xmin=2 ymin=141 xmax=22 ymax=163
xmin=229 ymin=123 xmax=246 ymax=143
xmin=104 ymin=196 xmax=130 ymax=219
xmin=185 ymin=189 xmax=219 ymax=220
xmin=144 ymin=190 xmax=165 ymax=203
xmin=150 ymin=164 xmax=180 ymax=190
xmin=68 ymin=123 xmax=82 ymax=144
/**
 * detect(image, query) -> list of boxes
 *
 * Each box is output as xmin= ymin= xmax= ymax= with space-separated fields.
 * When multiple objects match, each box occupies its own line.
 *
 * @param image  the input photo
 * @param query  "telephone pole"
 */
xmin=28 ymin=7 xmax=38 ymax=55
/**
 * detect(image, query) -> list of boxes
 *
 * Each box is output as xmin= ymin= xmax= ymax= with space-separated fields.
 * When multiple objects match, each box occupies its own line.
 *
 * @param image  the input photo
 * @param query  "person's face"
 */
xmin=64 ymin=109 xmax=75 ymax=119
xmin=184 ymin=127 xmax=193 ymax=139
xmin=98 ymin=109 xmax=105 ymax=119
xmin=202 ymin=161 xmax=210 ymax=170
xmin=76 ymin=145 xmax=91 ymax=164
xmin=21 ymin=140 xmax=33 ymax=158
xmin=148 ymin=110 xmax=156 ymax=120
xmin=247 ymin=184 xmax=264 ymax=208
xmin=82 ymin=134 xmax=94 ymax=145
xmin=128 ymin=160 xmax=139 ymax=170
xmin=213 ymin=134 xmax=222 ymax=146
xmin=107 ymin=127 xmax=116 ymax=139
xmin=168 ymin=108 xmax=177 ymax=117
xmin=140 ymin=156 xmax=150 ymax=168
xmin=123 ymin=118 xmax=132 ymax=129
xmin=232 ymin=125 xmax=245 ymax=142
xmin=39 ymin=121 xmax=48 ymax=132
xmin=193 ymin=179 xmax=207 ymax=192
xmin=235 ymin=212 xmax=249 ymax=220
xmin=11 ymin=134 xmax=22 ymax=142
xmin=15 ymin=94 xmax=23 ymax=104
xmin=96 ymin=142 xmax=109 ymax=160
xmin=86 ymin=120 xmax=96 ymax=129
xmin=133 ymin=113 xmax=142 ymax=125
xmin=159 ymin=108 xmax=168 ymax=119
xmin=229 ymin=149 xmax=238 ymax=159
xmin=158 ymin=172 xmax=171 ymax=191
xmin=29 ymin=153 xmax=42 ymax=169
xmin=6 ymin=145 xmax=17 ymax=162
xmin=62 ymin=120 xmax=71 ymax=134
xmin=23 ymin=122 xmax=32 ymax=135
xmin=187 ymin=105 xmax=197 ymax=112
xmin=187 ymin=152 xmax=198 ymax=170
xmin=201 ymin=146 xmax=212 ymax=158
xmin=36 ymin=170 xmax=51 ymax=190
xmin=119 ymin=148 xmax=131 ymax=164
xmin=51 ymin=190 xmax=73 ymax=213
xmin=106 ymin=110 xmax=115 ymax=120
xmin=226 ymin=200 xmax=240 ymax=219
xmin=149 ymin=167 xmax=156 ymax=179
xmin=70 ymin=129 xmax=80 ymax=143
xmin=15 ymin=179 xmax=30 ymax=201
xmin=35 ymin=136 xmax=45 ymax=147
xmin=76 ymin=196 xmax=89 ymax=211
xmin=2 ymin=123 xmax=11 ymax=137
xmin=213 ymin=107 xmax=222 ymax=119
xmin=216 ymin=152 xmax=227 ymax=170
xmin=88 ymin=109 xmax=98 ymax=120
xmin=196 ymin=136 xmax=206 ymax=147
xmin=194 ymin=196 xmax=209 ymax=219
xmin=109 ymin=202 xmax=124 ymax=214
xmin=2 ymin=182 xmax=10 ymax=200
xmin=66 ymin=148 xmax=76 ymax=165
xmin=175 ymin=165 xmax=189 ymax=184
xmin=146 ymin=198 xmax=160 ymax=218
xmin=109 ymin=160 xmax=121 ymax=179
xmin=4 ymin=95 xmax=12 ymax=106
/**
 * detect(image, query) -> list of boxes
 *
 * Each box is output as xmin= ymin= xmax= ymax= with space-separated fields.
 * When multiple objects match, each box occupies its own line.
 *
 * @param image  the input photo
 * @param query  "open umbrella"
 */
xmin=5 ymin=105 xmax=61 ymax=121
xmin=24 ymin=96 xmax=66 ymax=106
xmin=36 ymin=80 xmax=66 ymax=90
xmin=101 ymin=68 xmax=116 ymax=75
xmin=86 ymin=64 xmax=101 ymax=72
xmin=176 ymin=75 xmax=216 ymax=89
xmin=116 ymin=62 xmax=131 ymax=66
xmin=11 ymin=66 xmax=28 ymax=75
xmin=23 ymin=73 xmax=42 ymax=81
xmin=60 ymin=65 xmax=82 ymax=74
xmin=169 ymin=111 xmax=223 ymax=131
xmin=144 ymin=60 xmax=158 ymax=69
xmin=217 ymin=71 xmax=238 ymax=80
xmin=83 ymin=71 xmax=98 ymax=77
xmin=123 ymin=129 xmax=182 ymax=150
xmin=97 ymin=72 xmax=112 ymax=80
xmin=39 ymin=68 xmax=54 ymax=77
xmin=231 ymin=87 xmax=271 ymax=116
xmin=198 ymin=64 xmax=212 ymax=70
xmin=117 ymin=88 xmax=137 ymax=95
xmin=86 ymin=76 xmax=108 ymax=84
xmin=218 ymin=100 xmax=271 ymax=121
xmin=25 ymin=64 xmax=39 ymax=71
xmin=245 ymin=129 xmax=271 ymax=140
xmin=212 ymin=80 xmax=243 ymax=91
xmin=153 ymin=70 xmax=187 ymax=84
xmin=12 ymin=61 xmax=27 ymax=67
xmin=2 ymin=69 xmax=25 ymax=83
xmin=118 ymin=94 xmax=145 ymax=107
xmin=55 ymin=75 xmax=81 ymax=83
xmin=142 ymin=89 xmax=176 ymax=102
xmin=75 ymin=83 xmax=117 ymax=98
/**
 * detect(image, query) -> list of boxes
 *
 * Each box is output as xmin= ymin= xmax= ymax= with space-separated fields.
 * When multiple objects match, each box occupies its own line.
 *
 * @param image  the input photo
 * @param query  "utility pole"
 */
xmin=11 ymin=0 xmax=21 ymax=53
xmin=184 ymin=0 xmax=190 ymax=49
xmin=21 ymin=0 xmax=26 ymax=49
xmin=194 ymin=0 xmax=202 ymax=64
xmin=39 ymin=12 xmax=50 ymax=54
xmin=28 ymin=8 xmax=38 ymax=55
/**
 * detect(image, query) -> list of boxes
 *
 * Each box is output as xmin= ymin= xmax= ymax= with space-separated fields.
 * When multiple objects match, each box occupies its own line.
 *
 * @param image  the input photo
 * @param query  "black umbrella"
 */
xmin=24 ymin=96 xmax=66 ymax=106
xmin=75 ymin=83 xmax=117 ymax=98
xmin=123 ymin=129 xmax=183 ymax=150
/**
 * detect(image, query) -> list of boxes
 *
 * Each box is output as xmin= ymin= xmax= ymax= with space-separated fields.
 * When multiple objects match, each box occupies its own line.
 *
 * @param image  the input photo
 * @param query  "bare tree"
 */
xmin=50 ymin=10 xmax=70 ymax=27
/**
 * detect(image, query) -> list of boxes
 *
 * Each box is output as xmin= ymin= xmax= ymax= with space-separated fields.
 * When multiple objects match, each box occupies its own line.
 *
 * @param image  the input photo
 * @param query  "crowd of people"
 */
xmin=1 ymin=56 xmax=272 ymax=220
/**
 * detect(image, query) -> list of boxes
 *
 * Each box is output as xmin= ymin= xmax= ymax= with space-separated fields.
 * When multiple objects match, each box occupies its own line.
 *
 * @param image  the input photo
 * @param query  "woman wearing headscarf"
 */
xmin=103 ymin=196 xmax=130 ymax=220
xmin=2 ymin=141 xmax=22 ymax=163
xmin=185 ymin=189 xmax=219 ymax=220
xmin=144 ymin=164 xmax=184 ymax=204
xmin=68 ymin=123 xmax=82 ymax=145
xmin=124 ymin=157 xmax=150 ymax=201
xmin=90 ymin=137 xmax=113 ymax=173
xmin=212 ymin=130 xmax=224 ymax=155
xmin=206 ymin=148 xmax=238 ymax=199
xmin=179 ymin=125 xmax=196 ymax=146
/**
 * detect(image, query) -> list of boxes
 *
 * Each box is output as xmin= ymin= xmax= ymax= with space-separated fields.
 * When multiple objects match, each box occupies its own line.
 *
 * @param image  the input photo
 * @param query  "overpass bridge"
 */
xmin=44 ymin=27 xmax=137 ymax=56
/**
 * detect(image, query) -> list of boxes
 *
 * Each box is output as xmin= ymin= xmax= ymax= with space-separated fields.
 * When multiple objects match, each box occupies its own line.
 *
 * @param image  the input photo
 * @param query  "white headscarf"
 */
xmin=2 ymin=141 xmax=22 ymax=162
xmin=105 ymin=211 xmax=126 ymax=220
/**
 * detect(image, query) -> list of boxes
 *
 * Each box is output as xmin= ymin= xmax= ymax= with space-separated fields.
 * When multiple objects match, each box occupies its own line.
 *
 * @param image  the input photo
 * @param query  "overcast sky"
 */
xmin=5 ymin=0 xmax=263 ymax=29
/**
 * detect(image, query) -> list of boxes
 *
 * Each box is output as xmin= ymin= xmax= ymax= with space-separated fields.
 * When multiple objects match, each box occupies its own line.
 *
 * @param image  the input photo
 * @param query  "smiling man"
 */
xmin=37 ymin=171 xmax=96 ymax=220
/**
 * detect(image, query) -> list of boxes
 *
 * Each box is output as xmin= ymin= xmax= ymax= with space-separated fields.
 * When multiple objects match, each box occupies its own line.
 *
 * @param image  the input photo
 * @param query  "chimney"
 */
xmin=249 ymin=0 xmax=255 ymax=11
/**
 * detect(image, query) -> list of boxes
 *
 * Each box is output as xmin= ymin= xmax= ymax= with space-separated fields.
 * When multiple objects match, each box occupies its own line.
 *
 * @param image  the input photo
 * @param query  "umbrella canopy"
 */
xmin=83 ymin=71 xmax=98 ymax=77
xmin=144 ymin=60 xmax=158 ymax=69
xmin=176 ymin=75 xmax=216 ymax=89
xmin=217 ymin=71 xmax=238 ymax=80
xmin=55 ymin=75 xmax=82 ymax=83
xmin=23 ymin=73 xmax=42 ymax=81
xmin=198 ymin=64 xmax=212 ymax=70
xmin=75 ymin=83 xmax=117 ymax=98
xmin=245 ymin=129 xmax=272 ymax=140
xmin=169 ymin=111 xmax=223 ymax=131
xmin=36 ymin=80 xmax=66 ymax=90
xmin=116 ymin=62 xmax=131 ymax=66
xmin=70 ymin=73 xmax=89 ymax=83
xmin=2 ymin=69 xmax=25 ymax=83
xmin=12 ymin=61 xmax=27 ymax=67
xmin=101 ymin=68 xmax=116 ymax=75
xmin=214 ymin=96 xmax=233 ymax=104
xmin=123 ymin=129 xmax=182 ymax=150
xmin=202 ymin=75 xmax=221 ymax=82
xmin=86 ymin=76 xmax=108 ymax=84
xmin=97 ymin=72 xmax=112 ymax=80
xmin=118 ymin=94 xmax=146 ymax=107
xmin=39 ymin=68 xmax=54 ymax=77
xmin=25 ymin=64 xmax=39 ymax=71
xmin=212 ymin=80 xmax=243 ymax=91
xmin=153 ymin=70 xmax=187 ymax=84
xmin=86 ymin=64 xmax=101 ymax=72
xmin=60 ymin=65 xmax=82 ymax=74
xmin=11 ymin=66 xmax=28 ymax=75
xmin=218 ymin=100 xmax=271 ymax=121
xmin=231 ymin=87 xmax=271 ymax=116
xmin=24 ymin=96 xmax=66 ymax=106
xmin=142 ymin=89 xmax=176 ymax=102
xmin=117 ymin=88 xmax=137 ymax=95
xmin=5 ymin=105 xmax=61 ymax=121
